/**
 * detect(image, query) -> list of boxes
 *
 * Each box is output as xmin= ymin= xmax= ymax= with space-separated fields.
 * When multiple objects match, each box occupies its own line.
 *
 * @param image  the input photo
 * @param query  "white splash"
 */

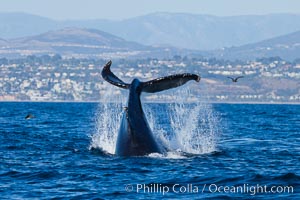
xmin=144 ymin=87 xmax=220 ymax=155
xmin=89 ymin=83 xmax=126 ymax=154
xmin=90 ymin=84 xmax=220 ymax=156
xmin=147 ymin=152 xmax=186 ymax=159
xmin=167 ymin=102 xmax=219 ymax=154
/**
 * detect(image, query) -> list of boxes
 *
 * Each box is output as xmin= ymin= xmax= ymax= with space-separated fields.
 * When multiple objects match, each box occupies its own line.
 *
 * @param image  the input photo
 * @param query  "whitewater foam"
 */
xmin=90 ymin=84 xmax=220 ymax=156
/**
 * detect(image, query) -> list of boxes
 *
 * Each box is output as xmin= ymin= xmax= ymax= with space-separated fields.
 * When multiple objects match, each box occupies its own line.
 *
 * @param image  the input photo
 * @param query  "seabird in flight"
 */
xmin=227 ymin=76 xmax=244 ymax=82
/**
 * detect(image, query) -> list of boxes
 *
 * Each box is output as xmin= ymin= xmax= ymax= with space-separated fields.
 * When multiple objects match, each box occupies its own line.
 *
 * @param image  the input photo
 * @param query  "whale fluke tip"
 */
xmin=103 ymin=60 xmax=112 ymax=70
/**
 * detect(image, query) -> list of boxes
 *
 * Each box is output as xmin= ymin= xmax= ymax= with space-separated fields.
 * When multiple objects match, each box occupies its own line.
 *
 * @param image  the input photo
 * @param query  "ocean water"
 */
xmin=0 ymin=102 xmax=299 ymax=199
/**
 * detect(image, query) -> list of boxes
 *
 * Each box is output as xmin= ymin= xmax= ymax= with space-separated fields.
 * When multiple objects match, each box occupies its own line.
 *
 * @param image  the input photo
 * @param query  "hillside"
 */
xmin=13 ymin=27 xmax=146 ymax=49
xmin=1 ymin=12 xmax=300 ymax=50
xmin=0 ymin=56 xmax=299 ymax=102
xmin=1 ymin=26 xmax=300 ymax=61
xmin=1 ymin=28 xmax=154 ymax=58
xmin=0 ymin=12 xmax=59 ymax=38
xmin=0 ymin=27 xmax=203 ymax=59
xmin=213 ymin=30 xmax=300 ymax=61
xmin=0 ymin=38 xmax=8 ymax=45
xmin=99 ymin=13 xmax=300 ymax=50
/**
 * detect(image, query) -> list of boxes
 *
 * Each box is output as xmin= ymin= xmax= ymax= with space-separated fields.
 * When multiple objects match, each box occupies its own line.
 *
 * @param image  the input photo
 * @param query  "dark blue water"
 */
xmin=0 ymin=102 xmax=299 ymax=199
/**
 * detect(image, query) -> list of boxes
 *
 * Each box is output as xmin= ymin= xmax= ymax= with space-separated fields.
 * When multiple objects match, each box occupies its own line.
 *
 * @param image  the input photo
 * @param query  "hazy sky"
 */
xmin=0 ymin=0 xmax=299 ymax=20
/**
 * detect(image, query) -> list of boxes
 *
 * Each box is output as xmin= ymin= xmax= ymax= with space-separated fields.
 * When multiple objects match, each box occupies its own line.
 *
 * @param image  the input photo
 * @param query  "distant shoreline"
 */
xmin=0 ymin=100 xmax=299 ymax=105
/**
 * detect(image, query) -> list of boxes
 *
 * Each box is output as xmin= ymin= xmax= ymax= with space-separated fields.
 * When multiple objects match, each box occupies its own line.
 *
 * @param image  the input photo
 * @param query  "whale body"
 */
xmin=101 ymin=61 xmax=200 ymax=156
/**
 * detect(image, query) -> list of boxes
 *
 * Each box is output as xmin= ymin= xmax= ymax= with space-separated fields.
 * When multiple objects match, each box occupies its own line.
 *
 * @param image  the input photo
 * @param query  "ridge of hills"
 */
xmin=1 ymin=12 xmax=300 ymax=51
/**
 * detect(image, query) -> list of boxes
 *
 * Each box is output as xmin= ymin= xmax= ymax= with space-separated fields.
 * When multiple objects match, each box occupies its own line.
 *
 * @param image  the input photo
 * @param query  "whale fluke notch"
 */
xmin=142 ymin=73 xmax=200 ymax=93
xmin=101 ymin=60 xmax=201 ymax=156
xmin=101 ymin=60 xmax=130 ymax=89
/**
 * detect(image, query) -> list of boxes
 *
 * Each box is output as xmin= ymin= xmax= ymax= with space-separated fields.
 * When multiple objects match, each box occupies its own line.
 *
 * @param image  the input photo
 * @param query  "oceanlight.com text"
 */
xmin=124 ymin=183 xmax=294 ymax=196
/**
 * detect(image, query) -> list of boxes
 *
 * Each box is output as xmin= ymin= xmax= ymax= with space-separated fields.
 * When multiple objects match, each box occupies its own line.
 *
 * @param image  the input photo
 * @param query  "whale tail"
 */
xmin=101 ymin=60 xmax=200 ymax=93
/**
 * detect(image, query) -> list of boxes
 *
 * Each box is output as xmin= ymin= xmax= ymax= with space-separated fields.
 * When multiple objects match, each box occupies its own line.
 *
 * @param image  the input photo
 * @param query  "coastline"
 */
xmin=0 ymin=100 xmax=299 ymax=105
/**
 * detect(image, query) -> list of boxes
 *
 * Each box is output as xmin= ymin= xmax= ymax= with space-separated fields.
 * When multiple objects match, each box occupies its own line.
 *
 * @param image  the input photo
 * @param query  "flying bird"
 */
xmin=227 ymin=76 xmax=244 ymax=82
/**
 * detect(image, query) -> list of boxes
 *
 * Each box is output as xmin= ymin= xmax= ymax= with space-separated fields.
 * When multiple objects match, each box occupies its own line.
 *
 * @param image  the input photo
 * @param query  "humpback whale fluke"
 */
xmin=101 ymin=60 xmax=200 ymax=156
xmin=227 ymin=76 xmax=244 ymax=82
